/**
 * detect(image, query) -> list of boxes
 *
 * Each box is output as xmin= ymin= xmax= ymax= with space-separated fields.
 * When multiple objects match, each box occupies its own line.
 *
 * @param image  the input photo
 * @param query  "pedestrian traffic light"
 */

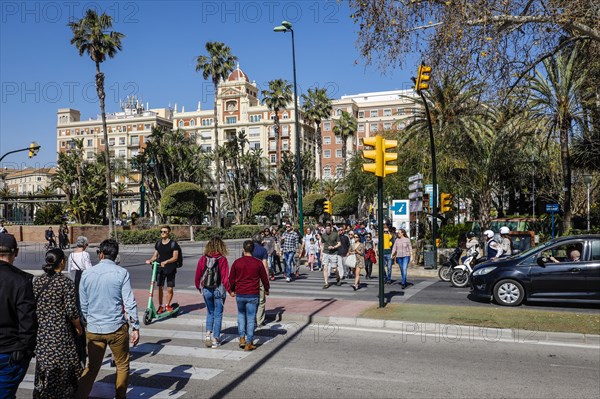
xmin=440 ymin=192 xmax=453 ymax=213
xmin=382 ymin=139 xmax=398 ymax=176
xmin=414 ymin=64 xmax=432 ymax=92
xmin=324 ymin=200 xmax=332 ymax=215
xmin=362 ymin=136 xmax=382 ymax=176
xmin=423 ymin=193 xmax=431 ymax=213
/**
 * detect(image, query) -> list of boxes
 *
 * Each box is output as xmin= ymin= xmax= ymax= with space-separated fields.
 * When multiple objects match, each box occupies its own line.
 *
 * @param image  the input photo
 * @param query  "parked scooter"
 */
xmin=438 ymin=246 xmax=462 ymax=282
xmin=451 ymin=246 xmax=485 ymax=288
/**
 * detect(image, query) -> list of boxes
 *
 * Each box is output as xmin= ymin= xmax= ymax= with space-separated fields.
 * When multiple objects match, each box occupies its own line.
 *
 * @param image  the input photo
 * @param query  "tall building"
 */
xmin=173 ymin=64 xmax=315 ymax=179
xmin=321 ymin=90 xmax=418 ymax=179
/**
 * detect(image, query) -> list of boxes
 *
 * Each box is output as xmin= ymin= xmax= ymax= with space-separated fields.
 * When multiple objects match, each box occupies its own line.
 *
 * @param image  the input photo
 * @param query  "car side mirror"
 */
xmin=537 ymin=257 xmax=547 ymax=267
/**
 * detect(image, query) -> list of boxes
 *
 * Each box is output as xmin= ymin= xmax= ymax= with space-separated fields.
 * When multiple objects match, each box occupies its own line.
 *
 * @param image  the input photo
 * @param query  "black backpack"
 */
xmin=201 ymin=255 xmax=222 ymax=289
xmin=155 ymin=240 xmax=183 ymax=268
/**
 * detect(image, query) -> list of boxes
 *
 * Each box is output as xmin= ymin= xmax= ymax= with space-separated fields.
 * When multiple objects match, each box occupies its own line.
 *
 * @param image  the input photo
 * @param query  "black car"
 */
xmin=471 ymin=235 xmax=600 ymax=306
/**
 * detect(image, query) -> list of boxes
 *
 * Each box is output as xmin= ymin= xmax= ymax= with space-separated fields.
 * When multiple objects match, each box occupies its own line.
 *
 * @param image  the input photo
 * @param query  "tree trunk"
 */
xmin=560 ymin=121 xmax=572 ymax=232
xmin=275 ymin=113 xmax=281 ymax=190
xmin=213 ymin=83 xmax=222 ymax=228
xmin=342 ymin=136 xmax=348 ymax=178
xmin=96 ymin=63 xmax=114 ymax=237
xmin=316 ymin=123 xmax=323 ymax=193
xmin=189 ymin=221 xmax=194 ymax=241
xmin=478 ymin=188 xmax=493 ymax=231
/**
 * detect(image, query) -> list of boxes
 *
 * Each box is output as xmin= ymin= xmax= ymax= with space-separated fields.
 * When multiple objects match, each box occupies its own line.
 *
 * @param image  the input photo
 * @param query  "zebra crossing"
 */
xmin=17 ymin=311 xmax=279 ymax=399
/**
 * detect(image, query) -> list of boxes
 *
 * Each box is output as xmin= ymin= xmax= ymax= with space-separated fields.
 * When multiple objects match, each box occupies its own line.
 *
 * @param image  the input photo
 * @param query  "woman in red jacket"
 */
xmin=195 ymin=237 xmax=231 ymax=349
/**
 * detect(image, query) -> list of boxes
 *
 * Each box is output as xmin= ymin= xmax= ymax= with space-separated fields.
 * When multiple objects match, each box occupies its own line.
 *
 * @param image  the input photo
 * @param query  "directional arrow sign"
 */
xmin=408 ymin=191 xmax=423 ymax=200
xmin=408 ymin=173 xmax=423 ymax=183
xmin=408 ymin=182 xmax=423 ymax=191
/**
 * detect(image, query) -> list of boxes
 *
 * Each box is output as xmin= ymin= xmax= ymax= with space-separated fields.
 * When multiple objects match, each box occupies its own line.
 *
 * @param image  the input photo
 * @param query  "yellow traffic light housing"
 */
xmin=362 ymin=136 xmax=397 ymax=177
xmin=28 ymin=141 xmax=39 ymax=158
xmin=382 ymin=139 xmax=398 ymax=176
xmin=324 ymin=200 xmax=332 ymax=215
xmin=440 ymin=192 xmax=453 ymax=213
xmin=414 ymin=64 xmax=432 ymax=92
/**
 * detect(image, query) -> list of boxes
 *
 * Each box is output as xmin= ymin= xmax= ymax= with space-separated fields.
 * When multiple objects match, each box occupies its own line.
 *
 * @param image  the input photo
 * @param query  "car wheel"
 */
xmin=493 ymin=279 xmax=525 ymax=306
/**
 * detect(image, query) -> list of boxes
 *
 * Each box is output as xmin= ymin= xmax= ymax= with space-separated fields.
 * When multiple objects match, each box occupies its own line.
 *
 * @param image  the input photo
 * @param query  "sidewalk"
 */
xmin=134 ymin=288 xmax=600 ymax=347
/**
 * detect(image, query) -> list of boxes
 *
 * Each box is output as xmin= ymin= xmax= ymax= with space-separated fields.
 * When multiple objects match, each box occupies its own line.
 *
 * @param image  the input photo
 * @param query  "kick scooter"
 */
xmin=143 ymin=261 xmax=180 ymax=325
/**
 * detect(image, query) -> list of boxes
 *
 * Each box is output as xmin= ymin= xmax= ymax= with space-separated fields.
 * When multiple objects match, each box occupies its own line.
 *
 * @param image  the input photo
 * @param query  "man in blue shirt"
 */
xmin=76 ymin=239 xmax=139 ymax=399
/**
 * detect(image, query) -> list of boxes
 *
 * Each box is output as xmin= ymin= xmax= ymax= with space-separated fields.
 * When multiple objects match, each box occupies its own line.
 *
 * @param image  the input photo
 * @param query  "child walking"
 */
xmin=307 ymin=238 xmax=319 ymax=271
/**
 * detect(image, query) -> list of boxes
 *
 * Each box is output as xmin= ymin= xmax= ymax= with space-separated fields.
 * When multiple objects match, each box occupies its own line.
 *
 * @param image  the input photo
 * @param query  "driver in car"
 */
xmin=550 ymin=249 xmax=581 ymax=263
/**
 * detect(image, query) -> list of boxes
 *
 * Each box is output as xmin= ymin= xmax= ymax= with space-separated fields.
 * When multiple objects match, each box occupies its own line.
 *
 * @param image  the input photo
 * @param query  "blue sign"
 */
xmin=390 ymin=200 xmax=408 ymax=216
xmin=546 ymin=204 xmax=560 ymax=213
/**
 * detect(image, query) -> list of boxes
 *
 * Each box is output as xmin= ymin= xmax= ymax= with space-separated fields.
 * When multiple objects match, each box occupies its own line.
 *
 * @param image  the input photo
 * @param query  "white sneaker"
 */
xmin=211 ymin=340 xmax=219 ymax=349
xmin=204 ymin=333 xmax=212 ymax=348
xmin=286 ymin=277 xmax=291 ymax=282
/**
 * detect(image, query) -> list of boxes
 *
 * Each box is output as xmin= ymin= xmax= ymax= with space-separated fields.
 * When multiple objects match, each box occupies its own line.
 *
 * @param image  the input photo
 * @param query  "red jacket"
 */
xmin=195 ymin=252 xmax=231 ymax=292
xmin=229 ymin=255 xmax=270 ymax=295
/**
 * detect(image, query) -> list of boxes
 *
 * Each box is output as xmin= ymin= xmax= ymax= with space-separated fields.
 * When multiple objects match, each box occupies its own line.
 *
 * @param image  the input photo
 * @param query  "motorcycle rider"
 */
xmin=499 ymin=226 xmax=513 ymax=257
xmin=462 ymin=231 xmax=480 ymax=263
xmin=484 ymin=230 xmax=503 ymax=259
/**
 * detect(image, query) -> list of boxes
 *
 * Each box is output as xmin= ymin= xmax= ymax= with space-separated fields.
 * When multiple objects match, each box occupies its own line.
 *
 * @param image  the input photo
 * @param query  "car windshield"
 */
xmin=516 ymin=240 xmax=553 ymax=259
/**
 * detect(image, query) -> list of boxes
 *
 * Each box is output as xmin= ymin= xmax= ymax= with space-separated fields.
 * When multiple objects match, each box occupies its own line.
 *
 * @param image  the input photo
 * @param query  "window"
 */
xmin=358 ymin=138 xmax=364 ymax=147
xmin=250 ymin=114 xmax=262 ymax=122
xmin=270 ymin=113 xmax=276 ymax=120
xmin=540 ymin=242 xmax=584 ymax=263
xmin=269 ymin=142 xmax=277 ymax=151
xmin=179 ymin=120 xmax=184 ymax=127
xmin=335 ymin=136 xmax=342 ymax=144
xmin=144 ymin=124 xmax=151 ymax=130
xmin=108 ymin=138 xmax=115 ymax=146
xmin=118 ymin=149 xmax=126 ymax=158
xmin=130 ymin=136 xmax=139 ymax=145
xmin=119 ymin=137 xmax=126 ymax=145
xmin=282 ymin=141 xmax=289 ymax=151
xmin=248 ymin=127 xmax=260 ymax=138
xmin=324 ymin=136 xmax=331 ymax=145
xmin=202 ymin=118 xmax=213 ymax=126
xmin=358 ymin=124 xmax=365 ymax=132
xmin=200 ymin=144 xmax=212 ymax=152
xmin=282 ymin=112 xmax=289 ymax=120
xmin=323 ymin=122 xmax=331 ymax=131
xmin=384 ymin=109 xmax=392 ymax=117
xmin=335 ymin=165 xmax=343 ymax=177
xmin=336 ymin=149 xmax=342 ymax=158
xmin=189 ymin=120 xmax=195 ymax=127
xmin=370 ymin=110 xmax=378 ymax=117
xmin=270 ymin=154 xmax=276 ymax=164
xmin=269 ymin=126 xmax=277 ymax=137
xmin=324 ymin=150 xmax=331 ymax=158
xmin=370 ymin=123 xmax=379 ymax=132
xmin=336 ymin=109 xmax=343 ymax=116
xmin=384 ymin=122 xmax=392 ymax=130
xmin=396 ymin=108 xmax=402 ymax=115
xmin=100 ymin=139 xmax=105 ymax=145
xmin=226 ymin=116 xmax=237 ymax=124
xmin=249 ymin=141 xmax=260 ymax=150
xmin=282 ymin=125 xmax=289 ymax=136
xmin=358 ymin=111 xmax=364 ymax=118
xmin=591 ymin=240 xmax=600 ymax=261
xmin=226 ymin=100 xmax=237 ymax=111
xmin=323 ymin=166 xmax=331 ymax=178
xmin=87 ymin=152 xmax=94 ymax=159
xmin=87 ymin=139 xmax=93 ymax=147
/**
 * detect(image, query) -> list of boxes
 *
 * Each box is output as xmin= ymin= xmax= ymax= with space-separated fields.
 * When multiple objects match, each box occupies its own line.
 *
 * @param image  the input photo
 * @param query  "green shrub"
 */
xmin=252 ymin=190 xmax=283 ymax=219
xmin=34 ymin=203 xmax=65 ymax=225
xmin=440 ymin=224 xmax=471 ymax=248
xmin=194 ymin=225 xmax=264 ymax=240
xmin=161 ymin=182 xmax=207 ymax=224
xmin=331 ymin=192 xmax=357 ymax=216
xmin=112 ymin=229 xmax=180 ymax=245
xmin=303 ymin=193 xmax=326 ymax=217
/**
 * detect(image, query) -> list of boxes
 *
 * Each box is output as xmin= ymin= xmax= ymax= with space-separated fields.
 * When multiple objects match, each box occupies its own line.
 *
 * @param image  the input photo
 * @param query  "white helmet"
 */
xmin=484 ymin=230 xmax=495 ymax=239
xmin=500 ymin=226 xmax=510 ymax=235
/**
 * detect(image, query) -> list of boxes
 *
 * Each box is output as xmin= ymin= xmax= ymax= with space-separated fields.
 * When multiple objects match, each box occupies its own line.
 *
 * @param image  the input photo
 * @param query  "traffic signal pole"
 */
xmin=377 ymin=176 xmax=385 ymax=308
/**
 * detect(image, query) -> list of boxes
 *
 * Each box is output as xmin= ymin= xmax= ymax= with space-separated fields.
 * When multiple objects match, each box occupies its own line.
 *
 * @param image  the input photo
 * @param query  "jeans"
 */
xmin=267 ymin=253 xmax=275 ymax=275
xmin=384 ymin=253 xmax=392 ymax=281
xmin=316 ymin=252 xmax=322 ymax=269
xmin=203 ymin=287 xmax=226 ymax=340
xmin=236 ymin=295 xmax=259 ymax=343
xmin=396 ymin=256 xmax=410 ymax=285
xmin=283 ymin=251 xmax=295 ymax=279
xmin=0 ymin=353 xmax=31 ymax=399
xmin=337 ymin=255 xmax=345 ymax=277
xmin=75 ymin=323 xmax=130 ymax=399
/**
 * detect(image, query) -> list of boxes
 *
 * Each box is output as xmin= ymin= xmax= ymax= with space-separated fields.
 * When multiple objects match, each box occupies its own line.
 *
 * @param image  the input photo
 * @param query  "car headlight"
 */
xmin=473 ymin=266 xmax=497 ymax=276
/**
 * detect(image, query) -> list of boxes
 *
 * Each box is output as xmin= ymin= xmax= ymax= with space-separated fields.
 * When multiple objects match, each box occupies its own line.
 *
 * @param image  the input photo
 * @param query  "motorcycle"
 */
xmin=451 ymin=247 xmax=485 ymax=288
xmin=438 ymin=246 xmax=462 ymax=282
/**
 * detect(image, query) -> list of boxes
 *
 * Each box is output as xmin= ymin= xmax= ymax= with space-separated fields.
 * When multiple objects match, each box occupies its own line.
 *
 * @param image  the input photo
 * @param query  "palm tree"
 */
xmin=301 ymin=87 xmax=333 ymax=192
xmin=196 ymin=42 xmax=237 ymax=228
xmin=262 ymin=79 xmax=293 ymax=189
xmin=69 ymin=9 xmax=124 ymax=235
xmin=332 ymin=111 xmax=358 ymax=177
xmin=527 ymin=45 xmax=588 ymax=232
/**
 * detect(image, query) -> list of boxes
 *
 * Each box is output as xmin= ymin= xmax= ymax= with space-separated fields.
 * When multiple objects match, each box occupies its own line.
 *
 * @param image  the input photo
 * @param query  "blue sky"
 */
xmin=1 ymin=0 xmax=418 ymax=167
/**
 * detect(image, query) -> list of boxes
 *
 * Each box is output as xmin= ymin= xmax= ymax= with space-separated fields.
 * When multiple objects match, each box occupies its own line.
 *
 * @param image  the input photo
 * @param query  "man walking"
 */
xmin=145 ymin=225 xmax=181 ymax=313
xmin=229 ymin=240 xmax=270 ymax=351
xmin=280 ymin=222 xmax=300 ymax=282
xmin=76 ymin=239 xmax=139 ymax=399
xmin=320 ymin=223 xmax=341 ymax=289
xmin=252 ymin=234 xmax=269 ymax=327
xmin=0 ymin=234 xmax=37 ymax=398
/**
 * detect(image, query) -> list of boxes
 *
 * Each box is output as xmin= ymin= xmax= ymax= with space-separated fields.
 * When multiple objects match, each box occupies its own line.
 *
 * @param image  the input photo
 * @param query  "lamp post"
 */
xmin=584 ymin=174 xmax=592 ymax=231
xmin=274 ymin=20 xmax=303 ymax=231
xmin=132 ymin=157 xmax=155 ymax=218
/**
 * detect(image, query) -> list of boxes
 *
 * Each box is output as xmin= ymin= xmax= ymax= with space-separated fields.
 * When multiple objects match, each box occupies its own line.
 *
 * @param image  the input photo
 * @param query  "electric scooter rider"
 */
xmin=145 ymin=225 xmax=180 ymax=314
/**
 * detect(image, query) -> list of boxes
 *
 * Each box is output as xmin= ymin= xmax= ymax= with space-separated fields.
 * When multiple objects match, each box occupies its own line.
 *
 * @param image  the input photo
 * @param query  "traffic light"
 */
xmin=362 ymin=136 xmax=381 ymax=176
xmin=440 ymin=192 xmax=453 ymax=213
xmin=382 ymin=139 xmax=398 ymax=176
xmin=414 ymin=64 xmax=432 ymax=92
xmin=361 ymin=135 xmax=398 ymax=177
xmin=423 ymin=193 xmax=431 ymax=213
xmin=28 ymin=141 xmax=39 ymax=158
xmin=324 ymin=200 xmax=332 ymax=215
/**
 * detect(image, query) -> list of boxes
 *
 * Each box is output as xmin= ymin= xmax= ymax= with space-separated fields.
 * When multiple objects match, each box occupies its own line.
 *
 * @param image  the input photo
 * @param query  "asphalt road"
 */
xmin=16 ymin=311 xmax=600 ymax=399
xmin=14 ymin=242 xmax=600 ymax=314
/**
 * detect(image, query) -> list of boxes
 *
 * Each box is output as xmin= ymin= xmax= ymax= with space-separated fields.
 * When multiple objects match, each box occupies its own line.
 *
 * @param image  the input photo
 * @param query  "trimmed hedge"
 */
xmin=331 ymin=192 xmax=357 ymax=216
xmin=252 ymin=190 xmax=283 ymax=218
xmin=303 ymin=193 xmax=327 ymax=217
xmin=112 ymin=229 xmax=179 ymax=245
xmin=194 ymin=225 xmax=265 ymax=240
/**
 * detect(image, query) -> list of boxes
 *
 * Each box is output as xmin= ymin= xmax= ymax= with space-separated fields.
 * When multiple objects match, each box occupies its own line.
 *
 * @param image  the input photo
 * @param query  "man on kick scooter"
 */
xmin=146 ymin=225 xmax=181 ymax=314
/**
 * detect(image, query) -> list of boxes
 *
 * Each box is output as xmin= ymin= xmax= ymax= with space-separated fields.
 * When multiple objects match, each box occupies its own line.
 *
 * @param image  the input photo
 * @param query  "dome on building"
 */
xmin=227 ymin=64 xmax=250 ymax=82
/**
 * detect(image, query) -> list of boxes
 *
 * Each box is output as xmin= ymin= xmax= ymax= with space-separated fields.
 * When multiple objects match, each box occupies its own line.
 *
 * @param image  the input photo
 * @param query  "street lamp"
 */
xmin=584 ymin=174 xmax=592 ymax=231
xmin=274 ymin=20 xmax=303 ymax=231
xmin=131 ymin=157 xmax=155 ymax=218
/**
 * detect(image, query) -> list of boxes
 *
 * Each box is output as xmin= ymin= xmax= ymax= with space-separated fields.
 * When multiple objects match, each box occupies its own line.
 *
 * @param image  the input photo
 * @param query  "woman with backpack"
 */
xmin=195 ymin=237 xmax=231 ymax=349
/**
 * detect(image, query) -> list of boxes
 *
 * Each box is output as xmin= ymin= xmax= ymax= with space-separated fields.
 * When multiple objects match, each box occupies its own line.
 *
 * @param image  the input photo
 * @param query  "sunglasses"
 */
xmin=160 ymin=230 xmax=169 ymax=234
